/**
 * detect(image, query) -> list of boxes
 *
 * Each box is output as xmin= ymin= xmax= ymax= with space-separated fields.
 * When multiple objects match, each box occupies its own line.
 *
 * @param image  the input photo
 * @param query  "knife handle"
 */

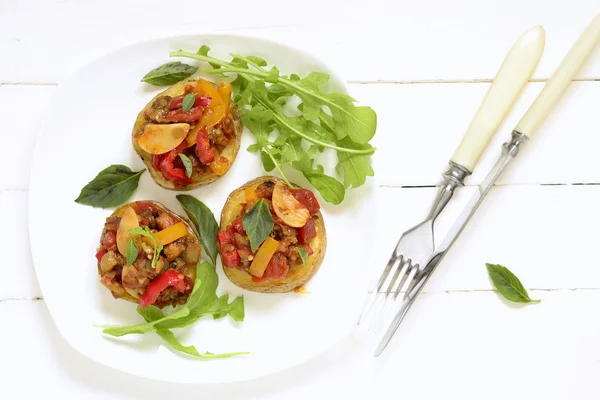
xmin=516 ymin=13 xmax=600 ymax=138
xmin=451 ymin=26 xmax=545 ymax=172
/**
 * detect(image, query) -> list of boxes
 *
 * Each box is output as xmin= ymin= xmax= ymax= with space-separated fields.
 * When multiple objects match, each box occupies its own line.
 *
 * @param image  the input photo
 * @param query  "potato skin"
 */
xmin=132 ymin=80 xmax=242 ymax=191
xmin=219 ymin=176 xmax=327 ymax=293
xmin=97 ymin=200 xmax=200 ymax=305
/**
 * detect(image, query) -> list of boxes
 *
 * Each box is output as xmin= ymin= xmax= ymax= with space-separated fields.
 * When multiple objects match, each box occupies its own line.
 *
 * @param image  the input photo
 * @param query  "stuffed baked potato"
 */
xmin=95 ymin=200 xmax=201 ymax=309
xmin=217 ymin=176 xmax=326 ymax=293
xmin=132 ymin=79 xmax=242 ymax=190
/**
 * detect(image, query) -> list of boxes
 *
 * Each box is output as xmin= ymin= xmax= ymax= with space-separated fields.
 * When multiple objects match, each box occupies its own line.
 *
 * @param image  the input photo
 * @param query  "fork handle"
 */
xmin=450 ymin=26 xmax=545 ymax=172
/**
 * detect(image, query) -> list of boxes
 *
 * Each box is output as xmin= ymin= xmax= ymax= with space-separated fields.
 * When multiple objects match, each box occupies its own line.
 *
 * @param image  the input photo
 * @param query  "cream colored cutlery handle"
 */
xmin=516 ymin=13 xmax=600 ymax=138
xmin=451 ymin=26 xmax=545 ymax=172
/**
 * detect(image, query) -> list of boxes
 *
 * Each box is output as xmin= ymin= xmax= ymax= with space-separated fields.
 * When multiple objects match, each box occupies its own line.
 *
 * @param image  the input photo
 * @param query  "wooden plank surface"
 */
xmin=2 ymin=0 xmax=600 ymax=398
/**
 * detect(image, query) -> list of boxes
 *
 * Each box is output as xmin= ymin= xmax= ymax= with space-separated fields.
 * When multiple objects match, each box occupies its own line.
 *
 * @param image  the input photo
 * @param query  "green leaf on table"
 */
xmin=243 ymin=199 xmax=274 ymax=252
xmin=178 ymin=153 xmax=193 ymax=178
xmin=181 ymin=93 xmax=196 ymax=113
xmin=125 ymin=238 xmax=138 ymax=266
xmin=98 ymin=307 xmax=190 ymax=337
xmin=260 ymin=151 xmax=275 ymax=172
xmin=486 ymin=263 xmax=541 ymax=304
xmin=74 ymin=165 xmax=144 ymax=208
xmin=141 ymin=61 xmax=198 ymax=86
xmin=176 ymin=195 xmax=219 ymax=266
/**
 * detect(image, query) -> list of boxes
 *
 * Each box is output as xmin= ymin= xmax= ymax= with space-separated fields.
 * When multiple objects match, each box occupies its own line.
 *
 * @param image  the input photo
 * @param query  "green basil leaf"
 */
xmin=297 ymin=247 xmax=309 ymax=264
xmin=141 ymin=61 xmax=198 ymax=86
xmin=126 ymin=238 xmax=138 ymax=266
xmin=182 ymin=93 xmax=196 ymax=113
xmin=243 ymin=199 xmax=274 ymax=252
xmin=176 ymin=195 xmax=219 ymax=266
xmin=75 ymin=165 xmax=144 ymax=208
xmin=486 ymin=263 xmax=541 ymax=304
xmin=178 ymin=153 xmax=193 ymax=178
xmin=302 ymin=171 xmax=345 ymax=205
xmin=128 ymin=226 xmax=161 ymax=269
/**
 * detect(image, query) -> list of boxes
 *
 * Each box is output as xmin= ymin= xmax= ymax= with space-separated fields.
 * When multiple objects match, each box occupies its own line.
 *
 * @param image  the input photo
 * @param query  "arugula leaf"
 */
xmin=182 ymin=93 xmax=196 ymax=113
xmin=138 ymin=306 xmax=248 ymax=359
xmin=128 ymin=226 xmax=162 ymax=269
xmin=178 ymin=154 xmax=193 ymax=178
xmin=243 ymin=199 xmax=275 ymax=252
xmin=141 ymin=62 xmax=198 ymax=86
xmin=302 ymin=171 xmax=345 ymax=205
xmin=176 ymin=195 xmax=219 ymax=266
xmin=297 ymin=247 xmax=309 ymax=264
xmin=168 ymin=46 xmax=378 ymax=204
xmin=486 ymin=263 xmax=541 ymax=304
xmin=75 ymin=165 xmax=144 ymax=208
xmin=98 ymin=307 xmax=190 ymax=337
xmin=125 ymin=239 xmax=138 ymax=266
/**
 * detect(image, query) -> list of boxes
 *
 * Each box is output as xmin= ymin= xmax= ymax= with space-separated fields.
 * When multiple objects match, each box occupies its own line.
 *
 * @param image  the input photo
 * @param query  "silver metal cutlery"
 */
xmin=359 ymin=25 xmax=546 ymax=329
xmin=371 ymin=13 xmax=600 ymax=357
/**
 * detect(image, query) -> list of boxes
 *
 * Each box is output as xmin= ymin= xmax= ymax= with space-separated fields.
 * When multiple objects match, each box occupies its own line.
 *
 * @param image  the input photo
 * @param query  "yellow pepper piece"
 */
xmin=154 ymin=221 xmax=188 ymax=246
xmin=208 ymin=150 xmax=230 ymax=176
xmin=249 ymin=237 xmax=280 ymax=277
xmin=196 ymin=79 xmax=226 ymax=128
xmin=218 ymin=81 xmax=232 ymax=114
xmin=244 ymin=187 xmax=259 ymax=203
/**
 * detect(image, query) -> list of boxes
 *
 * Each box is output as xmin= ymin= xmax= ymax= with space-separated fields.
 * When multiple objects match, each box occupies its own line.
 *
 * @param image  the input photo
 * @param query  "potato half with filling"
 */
xmin=96 ymin=200 xmax=201 ymax=309
xmin=132 ymin=79 xmax=242 ymax=190
xmin=217 ymin=176 xmax=326 ymax=293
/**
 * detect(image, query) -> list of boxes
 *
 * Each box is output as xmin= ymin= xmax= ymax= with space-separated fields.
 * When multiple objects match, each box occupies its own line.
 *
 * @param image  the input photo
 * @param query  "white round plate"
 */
xmin=29 ymin=34 xmax=375 ymax=384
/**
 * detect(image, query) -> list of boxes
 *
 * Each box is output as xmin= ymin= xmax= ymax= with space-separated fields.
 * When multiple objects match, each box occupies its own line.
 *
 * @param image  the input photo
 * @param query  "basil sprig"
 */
xmin=242 ymin=199 xmax=274 ymax=252
xmin=141 ymin=61 xmax=197 ymax=86
xmin=74 ymin=165 xmax=144 ymax=208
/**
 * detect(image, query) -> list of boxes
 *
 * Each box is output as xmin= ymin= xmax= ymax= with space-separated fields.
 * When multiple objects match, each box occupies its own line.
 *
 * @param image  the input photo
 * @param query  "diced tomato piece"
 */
xmin=134 ymin=201 xmax=157 ymax=214
xmin=292 ymin=189 xmax=320 ymax=213
xmin=232 ymin=217 xmax=245 ymax=234
xmin=300 ymin=244 xmax=314 ymax=255
xmin=221 ymin=250 xmax=241 ymax=269
xmin=252 ymin=252 xmax=288 ymax=282
xmin=297 ymin=218 xmax=316 ymax=244
xmin=194 ymin=96 xmax=211 ymax=107
xmin=103 ymin=230 xmax=117 ymax=251
xmin=217 ymin=230 xmax=234 ymax=250
xmin=195 ymin=128 xmax=214 ymax=164
xmin=169 ymin=97 xmax=184 ymax=109
xmin=95 ymin=248 xmax=108 ymax=262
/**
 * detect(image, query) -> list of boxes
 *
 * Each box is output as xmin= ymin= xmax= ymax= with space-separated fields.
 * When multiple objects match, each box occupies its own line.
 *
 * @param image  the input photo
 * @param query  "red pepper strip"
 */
xmin=195 ymin=128 xmax=215 ymax=164
xmin=139 ymin=269 xmax=186 ymax=309
xmin=252 ymin=252 xmax=288 ymax=282
xmin=95 ymin=248 xmax=108 ymax=262
xmin=159 ymin=143 xmax=192 ymax=185
xmin=152 ymin=154 xmax=162 ymax=170
xmin=166 ymin=106 xmax=204 ymax=123
xmin=170 ymin=97 xmax=184 ymax=109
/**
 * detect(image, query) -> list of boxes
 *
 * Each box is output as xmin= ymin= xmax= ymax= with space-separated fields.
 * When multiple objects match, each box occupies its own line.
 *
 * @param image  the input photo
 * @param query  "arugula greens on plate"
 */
xmin=144 ymin=46 xmax=377 ymax=204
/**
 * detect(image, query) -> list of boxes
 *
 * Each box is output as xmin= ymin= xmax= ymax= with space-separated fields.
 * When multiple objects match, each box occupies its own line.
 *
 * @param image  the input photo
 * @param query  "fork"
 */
xmin=359 ymin=25 xmax=546 ymax=329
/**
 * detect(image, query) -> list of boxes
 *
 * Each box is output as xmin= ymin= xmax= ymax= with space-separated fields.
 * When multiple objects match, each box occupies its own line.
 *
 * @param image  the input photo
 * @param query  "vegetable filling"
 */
xmin=141 ymin=80 xmax=237 ymax=186
xmin=217 ymin=180 xmax=320 ymax=282
xmin=96 ymin=201 xmax=201 ymax=308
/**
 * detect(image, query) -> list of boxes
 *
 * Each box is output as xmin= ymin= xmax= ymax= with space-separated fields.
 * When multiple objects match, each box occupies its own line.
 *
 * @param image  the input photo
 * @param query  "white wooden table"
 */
xmin=2 ymin=1 xmax=600 ymax=398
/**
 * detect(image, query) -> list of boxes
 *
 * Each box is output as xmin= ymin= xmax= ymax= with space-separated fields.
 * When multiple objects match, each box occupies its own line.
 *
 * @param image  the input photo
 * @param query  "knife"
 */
xmin=375 ymin=13 xmax=600 ymax=357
